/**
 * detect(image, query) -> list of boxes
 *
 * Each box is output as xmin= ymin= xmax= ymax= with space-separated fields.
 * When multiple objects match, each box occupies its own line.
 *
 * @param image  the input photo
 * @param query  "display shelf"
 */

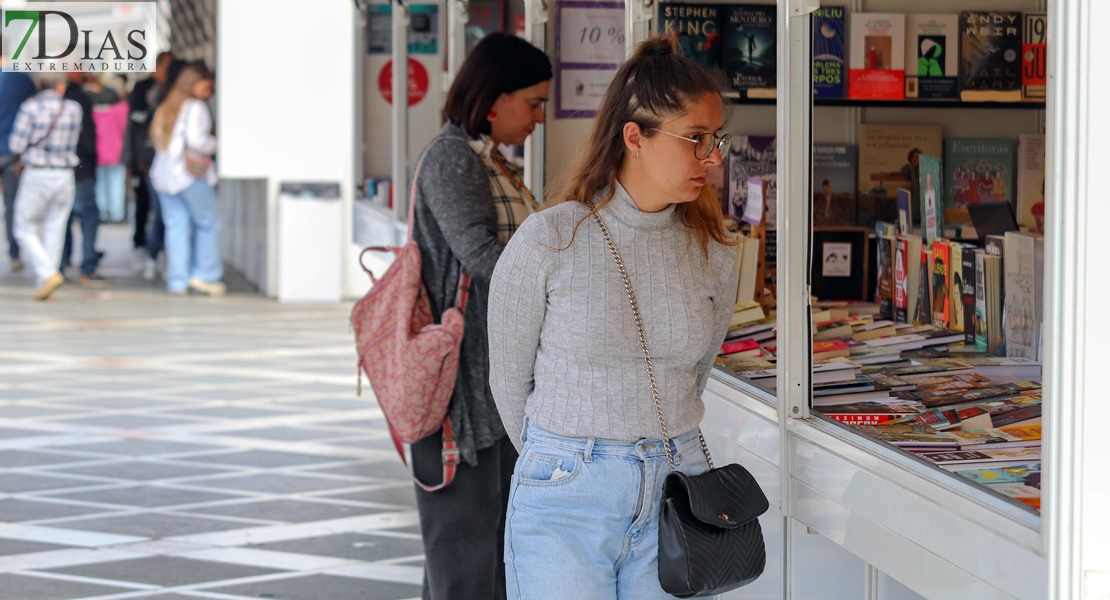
xmin=723 ymin=94 xmax=1046 ymax=110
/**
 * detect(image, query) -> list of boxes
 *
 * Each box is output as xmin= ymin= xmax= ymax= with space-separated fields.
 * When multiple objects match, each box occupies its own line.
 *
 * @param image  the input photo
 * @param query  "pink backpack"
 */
xmin=351 ymin=141 xmax=470 ymax=492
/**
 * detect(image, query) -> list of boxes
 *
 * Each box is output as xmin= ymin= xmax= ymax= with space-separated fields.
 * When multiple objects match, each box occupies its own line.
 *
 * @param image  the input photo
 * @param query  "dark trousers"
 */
xmin=131 ymin=170 xmax=152 ymax=250
xmin=2 ymin=157 xmax=20 ymax=260
xmin=61 ymin=177 xmax=99 ymax=276
xmin=412 ymin=431 xmax=517 ymax=600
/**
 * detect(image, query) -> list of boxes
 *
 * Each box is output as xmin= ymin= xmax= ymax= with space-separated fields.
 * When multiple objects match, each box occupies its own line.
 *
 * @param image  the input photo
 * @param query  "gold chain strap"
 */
xmin=590 ymin=207 xmax=715 ymax=472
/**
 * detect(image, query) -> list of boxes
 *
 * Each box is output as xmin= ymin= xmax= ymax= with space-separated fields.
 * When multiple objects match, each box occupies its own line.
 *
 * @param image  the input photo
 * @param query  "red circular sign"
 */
xmin=378 ymin=59 xmax=429 ymax=107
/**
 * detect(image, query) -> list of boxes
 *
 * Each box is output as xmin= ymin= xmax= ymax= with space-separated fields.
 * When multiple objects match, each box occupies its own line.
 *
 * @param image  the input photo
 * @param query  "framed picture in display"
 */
xmin=812 ymin=227 xmax=870 ymax=301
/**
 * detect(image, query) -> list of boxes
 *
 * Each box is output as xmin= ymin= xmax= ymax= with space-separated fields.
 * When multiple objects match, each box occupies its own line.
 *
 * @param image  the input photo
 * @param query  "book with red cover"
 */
xmin=720 ymin=338 xmax=762 ymax=356
xmin=931 ymin=239 xmax=950 ymax=329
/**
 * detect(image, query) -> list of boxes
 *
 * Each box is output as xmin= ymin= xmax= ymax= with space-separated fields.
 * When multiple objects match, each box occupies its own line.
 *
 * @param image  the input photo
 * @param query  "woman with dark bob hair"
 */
xmin=488 ymin=35 xmax=738 ymax=598
xmin=407 ymin=32 xmax=551 ymax=599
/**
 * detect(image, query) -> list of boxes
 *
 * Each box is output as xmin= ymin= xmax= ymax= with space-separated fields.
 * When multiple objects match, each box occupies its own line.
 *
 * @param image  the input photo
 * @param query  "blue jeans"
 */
xmin=95 ymin=164 xmax=126 ymax=222
xmin=505 ymin=422 xmax=711 ymax=600
xmin=146 ymin=180 xmax=164 ymax=259
xmin=2 ymin=155 xmax=22 ymax=260
xmin=159 ymin=179 xmax=222 ymax=292
xmin=61 ymin=176 xmax=99 ymax=276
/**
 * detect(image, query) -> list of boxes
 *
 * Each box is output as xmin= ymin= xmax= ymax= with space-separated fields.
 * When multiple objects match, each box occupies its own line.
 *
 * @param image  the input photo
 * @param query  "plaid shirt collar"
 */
xmin=469 ymin=136 xmax=539 ymax=244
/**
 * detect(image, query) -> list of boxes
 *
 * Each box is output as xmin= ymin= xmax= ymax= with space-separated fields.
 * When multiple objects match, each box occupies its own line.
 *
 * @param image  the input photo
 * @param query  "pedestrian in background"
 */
xmin=60 ymin=72 xmax=106 ymax=285
xmin=9 ymin=71 xmax=83 ymax=300
xmin=91 ymin=76 xmax=129 ymax=224
xmin=149 ymin=62 xmax=222 ymax=296
xmin=126 ymin=51 xmax=174 ymax=278
xmin=0 ymin=53 xmax=37 ymax=273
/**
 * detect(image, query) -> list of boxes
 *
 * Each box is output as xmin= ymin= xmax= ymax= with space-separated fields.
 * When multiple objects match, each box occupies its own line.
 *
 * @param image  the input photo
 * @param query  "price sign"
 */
xmin=555 ymin=1 xmax=625 ymax=118
xmin=557 ymin=2 xmax=626 ymax=65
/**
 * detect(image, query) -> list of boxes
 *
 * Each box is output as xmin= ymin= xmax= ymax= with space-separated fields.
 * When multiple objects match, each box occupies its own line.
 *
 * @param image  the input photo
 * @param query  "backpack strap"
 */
xmin=388 ymin=416 xmax=459 ymax=492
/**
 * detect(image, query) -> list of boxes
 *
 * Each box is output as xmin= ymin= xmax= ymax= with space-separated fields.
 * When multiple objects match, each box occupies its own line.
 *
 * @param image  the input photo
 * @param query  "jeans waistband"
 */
xmin=523 ymin=421 xmax=702 ymax=459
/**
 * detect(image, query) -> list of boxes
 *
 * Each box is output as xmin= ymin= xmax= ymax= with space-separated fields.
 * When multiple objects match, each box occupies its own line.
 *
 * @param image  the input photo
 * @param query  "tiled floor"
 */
xmin=0 ymin=224 xmax=422 ymax=599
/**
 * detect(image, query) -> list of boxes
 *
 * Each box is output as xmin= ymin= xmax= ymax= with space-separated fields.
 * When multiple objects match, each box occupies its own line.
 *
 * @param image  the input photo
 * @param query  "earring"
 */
xmin=488 ymin=110 xmax=497 ymax=120
xmin=632 ymin=151 xmax=640 ymax=159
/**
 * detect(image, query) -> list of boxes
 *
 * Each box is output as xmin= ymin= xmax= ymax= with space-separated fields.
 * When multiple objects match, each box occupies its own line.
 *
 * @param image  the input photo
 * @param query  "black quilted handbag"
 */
xmin=592 ymin=210 xmax=771 ymax=598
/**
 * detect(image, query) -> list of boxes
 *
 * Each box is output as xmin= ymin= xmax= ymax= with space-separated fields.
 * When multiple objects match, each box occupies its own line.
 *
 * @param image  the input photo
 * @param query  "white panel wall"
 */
xmin=217 ymin=0 xmax=358 ymax=299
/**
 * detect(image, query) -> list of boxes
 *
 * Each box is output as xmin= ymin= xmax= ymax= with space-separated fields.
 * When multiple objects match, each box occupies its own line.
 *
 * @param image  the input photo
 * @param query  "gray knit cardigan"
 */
xmin=410 ymin=123 xmax=507 ymax=466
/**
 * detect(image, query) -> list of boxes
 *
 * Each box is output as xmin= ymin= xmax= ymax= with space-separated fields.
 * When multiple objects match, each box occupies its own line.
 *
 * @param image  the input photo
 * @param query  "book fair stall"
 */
xmin=364 ymin=0 xmax=1108 ymax=596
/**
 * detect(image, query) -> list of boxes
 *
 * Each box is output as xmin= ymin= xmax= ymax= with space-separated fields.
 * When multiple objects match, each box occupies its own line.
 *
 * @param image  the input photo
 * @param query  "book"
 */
xmin=943 ymin=138 xmax=1016 ymax=208
xmin=950 ymin=463 xmax=1040 ymax=485
xmin=1003 ymin=231 xmax=1045 ymax=360
xmin=973 ymin=250 xmax=988 ymax=351
xmin=729 ymin=300 xmax=766 ymax=329
xmin=858 ymin=124 xmax=943 ymax=203
xmin=814 ymin=320 xmax=855 ymax=341
xmin=818 ymin=403 xmax=923 ymax=425
xmin=721 ymin=4 xmax=777 ymax=98
xmin=987 ymin=482 xmax=1040 ymax=510
xmin=949 ymin=424 xmax=1041 ymax=450
xmin=720 ymin=337 xmax=762 ymax=357
xmin=876 ymin=235 xmax=895 ymax=319
xmin=1015 ymin=133 xmax=1046 ymax=232
xmin=914 ymin=247 xmax=932 ymax=326
xmin=853 ymin=424 xmax=959 ymax=451
xmin=726 ymin=136 xmax=776 ymax=223
xmin=904 ymin=14 xmax=960 ymax=99
xmin=930 ymin=240 xmax=950 ymax=329
xmin=960 ymin=247 xmax=977 ymax=344
xmin=959 ymin=11 xmax=1022 ymax=102
xmin=718 ymin=354 xmax=776 ymax=374
xmin=948 ymin=243 xmax=970 ymax=334
xmin=814 ymin=339 xmax=852 ymax=361
xmin=866 ymin=330 xmax=965 ymax=353
xmin=895 ymin=235 xmax=922 ymax=325
xmin=743 ymin=177 xmax=769 ymax=226
xmin=813 ymin=6 xmax=846 ymax=99
xmin=919 ymin=153 xmax=944 ymax=243
xmin=853 ymin=322 xmax=898 ymax=342
xmin=813 ymin=144 xmax=857 ymax=227
xmin=1021 ymin=13 xmax=1047 ymax=100
xmin=961 ymin=356 xmax=1041 ymax=378
xmin=657 ymin=3 xmax=723 ymax=69
xmin=896 ymin=188 xmax=912 ymax=236
xmin=920 ymin=446 xmax=1041 ymax=470
xmin=736 ymin=237 xmax=762 ymax=305
xmin=981 ymin=253 xmax=1004 ymax=355
xmin=849 ymin=13 xmax=906 ymax=100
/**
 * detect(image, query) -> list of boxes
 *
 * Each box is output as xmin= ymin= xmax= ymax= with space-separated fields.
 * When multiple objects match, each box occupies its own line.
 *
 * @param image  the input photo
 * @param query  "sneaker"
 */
xmin=10 ymin=258 xmax=23 ymax=272
xmin=131 ymin=248 xmax=146 ymax=272
xmin=34 ymin=272 xmax=65 ymax=300
xmin=188 ymin=278 xmax=226 ymax=296
xmin=142 ymin=257 xmax=157 ymax=280
xmin=77 ymin=273 xmax=112 ymax=287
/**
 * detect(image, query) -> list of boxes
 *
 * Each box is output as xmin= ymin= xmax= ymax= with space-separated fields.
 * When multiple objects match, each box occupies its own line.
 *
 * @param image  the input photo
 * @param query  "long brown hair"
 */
xmin=547 ymin=35 xmax=736 ymax=256
xmin=150 ymin=62 xmax=213 ymax=152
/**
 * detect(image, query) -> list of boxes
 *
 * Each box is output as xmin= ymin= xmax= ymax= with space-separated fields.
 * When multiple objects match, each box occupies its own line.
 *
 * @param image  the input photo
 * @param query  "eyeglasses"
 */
xmin=650 ymin=128 xmax=732 ymax=160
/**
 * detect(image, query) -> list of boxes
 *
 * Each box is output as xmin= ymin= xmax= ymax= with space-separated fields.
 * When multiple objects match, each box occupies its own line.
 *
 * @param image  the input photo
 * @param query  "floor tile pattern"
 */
xmin=0 ymin=226 xmax=422 ymax=599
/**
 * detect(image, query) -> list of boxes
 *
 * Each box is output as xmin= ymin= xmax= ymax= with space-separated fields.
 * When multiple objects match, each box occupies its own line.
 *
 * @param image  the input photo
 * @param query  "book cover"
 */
xmin=914 ymin=247 xmax=932 ymax=326
xmin=813 ymin=6 xmax=846 ymax=99
xmin=1003 ymin=231 xmax=1045 ymax=360
xmin=904 ymin=14 xmax=959 ymax=99
xmin=849 ymin=13 xmax=906 ymax=100
xmin=975 ymin=250 xmax=988 ymax=351
xmin=982 ymin=253 xmax=1004 ymax=354
xmin=721 ymin=4 xmax=777 ymax=98
xmin=894 ymin=236 xmax=909 ymax=324
xmin=949 ymin=244 xmax=966 ymax=334
xmin=1015 ymin=133 xmax=1046 ymax=232
xmin=876 ymin=236 xmax=895 ymax=319
xmin=813 ymin=144 xmax=857 ymax=227
xmin=657 ymin=3 xmax=723 ymax=69
xmin=943 ymin=138 xmax=1016 ymax=208
xmin=919 ymin=153 xmax=944 ymax=243
xmin=959 ymin=11 xmax=1023 ymax=101
xmin=858 ymin=124 xmax=943 ymax=218
xmin=1022 ymin=13 xmax=1047 ymax=100
xmin=961 ymin=245 xmax=977 ymax=344
xmin=896 ymin=188 xmax=912 ymax=235
xmin=726 ymin=136 xmax=776 ymax=223
xmin=721 ymin=337 xmax=762 ymax=357
xmin=951 ymin=463 xmax=1040 ymax=485
xmin=895 ymin=235 xmax=922 ymax=324
xmin=742 ymin=177 xmax=768 ymax=226
xmin=931 ymin=240 xmax=951 ymax=329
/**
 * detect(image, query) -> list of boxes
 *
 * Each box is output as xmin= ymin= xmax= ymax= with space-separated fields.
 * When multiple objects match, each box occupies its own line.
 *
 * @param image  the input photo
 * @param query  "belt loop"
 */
xmin=584 ymin=437 xmax=595 ymax=463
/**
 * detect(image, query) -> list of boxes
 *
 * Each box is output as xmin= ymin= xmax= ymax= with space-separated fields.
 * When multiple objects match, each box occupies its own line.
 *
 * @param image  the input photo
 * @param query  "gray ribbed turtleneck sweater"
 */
xmin=488 ymin=184 xmax=739 ymax=451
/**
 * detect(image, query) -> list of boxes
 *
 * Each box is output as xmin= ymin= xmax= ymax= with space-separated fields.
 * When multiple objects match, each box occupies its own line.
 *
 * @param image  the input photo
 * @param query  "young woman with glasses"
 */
xmin=407 ymin=32 xmax=551 ymax=600
xmin=488 ymin=35 xmax=738 ymax=598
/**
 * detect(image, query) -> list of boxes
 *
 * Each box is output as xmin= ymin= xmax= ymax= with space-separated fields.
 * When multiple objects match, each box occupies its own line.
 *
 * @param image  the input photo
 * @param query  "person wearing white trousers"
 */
xmin=8 ymin=71 xmax=83 ymax=300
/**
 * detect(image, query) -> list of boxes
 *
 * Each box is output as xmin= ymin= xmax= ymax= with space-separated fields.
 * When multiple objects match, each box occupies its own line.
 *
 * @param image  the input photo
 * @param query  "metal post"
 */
xmin=523 ymin=0 xmax=547 ymax=201
xmin=779 ymin=0 xmax=818 ymax=597
xmin=392 ymin=0 xmax=410 ymax=223
xmin=446 ymin=0 xmax=469 ymax=88
xmin=624 ymin=0 xmax=652 ymax=59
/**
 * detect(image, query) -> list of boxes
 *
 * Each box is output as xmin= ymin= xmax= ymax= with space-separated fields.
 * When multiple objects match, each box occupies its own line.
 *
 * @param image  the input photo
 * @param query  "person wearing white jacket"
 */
xmin=149 ymin=62 xmax=221 ymax=295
